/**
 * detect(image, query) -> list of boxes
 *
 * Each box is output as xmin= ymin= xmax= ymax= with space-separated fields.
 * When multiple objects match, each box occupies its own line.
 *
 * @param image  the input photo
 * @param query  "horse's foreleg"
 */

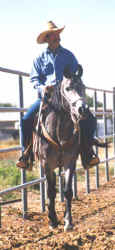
xmin=45 ymin=168 xmax=58 ymax=228
xmin=64 ymin=161 xmax=75 ymax=232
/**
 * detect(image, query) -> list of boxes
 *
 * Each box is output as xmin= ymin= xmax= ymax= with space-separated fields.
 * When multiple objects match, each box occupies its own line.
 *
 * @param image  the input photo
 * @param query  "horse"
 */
xmin=35 ymin=65 xmax=106 ymax=232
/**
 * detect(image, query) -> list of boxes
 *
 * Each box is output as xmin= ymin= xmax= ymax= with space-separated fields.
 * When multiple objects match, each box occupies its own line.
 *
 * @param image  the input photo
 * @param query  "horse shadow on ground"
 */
xmin=62 ymin=234 xmax=96 ymax=249
xmin=62 ymin=243 xmax=79 ymax=249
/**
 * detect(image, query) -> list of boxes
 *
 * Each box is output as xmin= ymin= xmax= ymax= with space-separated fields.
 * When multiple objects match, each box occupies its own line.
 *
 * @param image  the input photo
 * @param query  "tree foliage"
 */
xmin=0 ymin=103 xmax=14 ymax=107
xmin=86 ymin=94 xmax=102 ymax=107
xmin=0 ymin=96 xmax=102 ymax=109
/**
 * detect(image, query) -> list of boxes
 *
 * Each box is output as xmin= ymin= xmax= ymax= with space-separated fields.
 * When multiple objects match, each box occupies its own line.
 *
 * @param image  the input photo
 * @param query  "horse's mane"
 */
xmin=51 ymin=82 xmax=62 ymax=111
xmin=43 ymin=80 xmax=69 ymax=112
xmin=47 ymin=78 xmax=70 ymax=113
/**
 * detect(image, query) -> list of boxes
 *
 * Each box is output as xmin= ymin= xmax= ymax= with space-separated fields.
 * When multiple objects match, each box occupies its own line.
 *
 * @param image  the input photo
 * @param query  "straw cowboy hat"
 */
xmin=37 ymin=21 xmax=65 ymax=44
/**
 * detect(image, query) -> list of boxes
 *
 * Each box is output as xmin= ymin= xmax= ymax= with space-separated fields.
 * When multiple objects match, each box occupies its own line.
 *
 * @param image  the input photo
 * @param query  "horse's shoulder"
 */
xmin=45 ymin=110 xmax=57 ymax=124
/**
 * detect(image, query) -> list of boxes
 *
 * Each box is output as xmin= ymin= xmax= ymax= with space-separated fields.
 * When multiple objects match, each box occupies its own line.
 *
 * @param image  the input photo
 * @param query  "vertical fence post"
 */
xmin=38 ymin=98 xmax=46 ymax=212
xmin=113 ymin=87 xmax=115 ymax=177
xmin=84 ymin=88 xmax=90 ymax=193
xmin=40 ymin=164 xmax=45 ymax=212
xmin=72 ymin=170 xmax=77 ymax=199
xmin=0 ymin=205 xmax=1 ymax=228
xmin=103 ymin=92 xmax=109 ymax=181
xmin=19 ymin=75 xmax=27 ymax=218
xmin=59 ymin=169 xmax=64 ymax=202
xmin=85 ymin=169 xmax=90 ymax=194
xmin=94 ymin=91 xmax=99 ymax=188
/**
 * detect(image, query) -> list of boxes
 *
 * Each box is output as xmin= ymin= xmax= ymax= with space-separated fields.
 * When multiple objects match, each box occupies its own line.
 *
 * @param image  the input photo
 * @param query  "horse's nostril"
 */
xmin=72 ymin=102 xmax=76 ymax=107
xmin=78 ymin=106 xmax=83 ymax=114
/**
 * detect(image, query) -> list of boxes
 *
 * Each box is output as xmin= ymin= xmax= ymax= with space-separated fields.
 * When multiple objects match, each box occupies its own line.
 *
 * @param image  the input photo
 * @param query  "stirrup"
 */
xmin=16 ymin=155 xmax=27 ymax=169
xmin=88 ymin=155 xmax=100 ymax=167
xmin=81 ymin=150 xmax=100 ymax=169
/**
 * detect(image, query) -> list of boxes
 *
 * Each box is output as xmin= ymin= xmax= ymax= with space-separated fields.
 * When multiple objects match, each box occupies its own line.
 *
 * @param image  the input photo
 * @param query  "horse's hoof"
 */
xmin=64 ymin=223 xmax=74 ymax=232
xmin=49 ymin=221 xmax=59 ymax=230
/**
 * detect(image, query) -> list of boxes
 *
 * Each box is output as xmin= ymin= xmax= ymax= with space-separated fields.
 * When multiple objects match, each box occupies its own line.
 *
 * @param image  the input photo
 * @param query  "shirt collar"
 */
xmin=46 ymin=45 xmax=63 ymax=55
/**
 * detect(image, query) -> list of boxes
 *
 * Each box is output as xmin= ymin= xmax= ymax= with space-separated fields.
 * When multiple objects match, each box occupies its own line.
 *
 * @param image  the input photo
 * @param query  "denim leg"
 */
xmin=20 ymin=99 xmax=41 ymax=151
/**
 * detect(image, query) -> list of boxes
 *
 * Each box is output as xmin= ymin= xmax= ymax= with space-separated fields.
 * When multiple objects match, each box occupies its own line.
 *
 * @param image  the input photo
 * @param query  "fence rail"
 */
xmin=0 ymin=66 xmax=29 ymax=77
xmin=0 ymin=66 xmax=115 ymax=228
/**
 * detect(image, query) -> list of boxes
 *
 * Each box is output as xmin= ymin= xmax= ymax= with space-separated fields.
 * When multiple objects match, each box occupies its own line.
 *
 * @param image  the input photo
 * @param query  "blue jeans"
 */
xmin=21 ymin=99 xmax=41 ymax=151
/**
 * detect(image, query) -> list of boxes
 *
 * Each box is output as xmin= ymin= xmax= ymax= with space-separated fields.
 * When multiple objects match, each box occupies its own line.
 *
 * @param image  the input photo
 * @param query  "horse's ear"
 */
xmin=63 ymin=66 xmax=73 ymax=79
xmin=76 ymin=64 xmax=83 ymax=77
xmin=64 ymin=64 xmax=83 ymax=79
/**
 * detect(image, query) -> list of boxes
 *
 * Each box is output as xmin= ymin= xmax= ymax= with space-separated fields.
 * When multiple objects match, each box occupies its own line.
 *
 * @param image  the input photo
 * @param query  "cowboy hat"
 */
xmin=36 ymin=21 xmax=65 ymax=44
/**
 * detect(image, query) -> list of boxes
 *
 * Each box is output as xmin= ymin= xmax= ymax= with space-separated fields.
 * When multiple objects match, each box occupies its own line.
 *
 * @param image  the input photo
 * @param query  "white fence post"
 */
xmin=18 ymin=75 xmax=27 ymax=218
xmin=113 ymin=87 xmax=115 ymax=177
xmin=94 ymin=90 xmax=99 ymax=189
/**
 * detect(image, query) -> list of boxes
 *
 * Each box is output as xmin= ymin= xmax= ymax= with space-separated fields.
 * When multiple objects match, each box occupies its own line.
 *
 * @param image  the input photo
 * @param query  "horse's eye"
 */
xmin=66 ymin=87 xmax=72 ymax=91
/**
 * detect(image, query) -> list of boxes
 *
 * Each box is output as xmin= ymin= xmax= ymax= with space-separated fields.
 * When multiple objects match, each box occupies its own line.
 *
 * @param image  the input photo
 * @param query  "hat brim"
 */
xmin=36 ymin=26 xmax=65 ymax=44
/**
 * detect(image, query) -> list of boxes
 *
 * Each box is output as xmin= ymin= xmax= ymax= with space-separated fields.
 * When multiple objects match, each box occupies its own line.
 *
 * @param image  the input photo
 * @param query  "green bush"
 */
xmin=0 ymin=160 xmax=39 ymax=200
xmin=0 ymin=160 xmax=20 ymax=187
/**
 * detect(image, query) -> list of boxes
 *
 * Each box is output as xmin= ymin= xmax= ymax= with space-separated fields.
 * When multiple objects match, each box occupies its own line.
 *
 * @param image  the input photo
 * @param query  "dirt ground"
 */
xmin=0 ymin=177 xmax=115 ymax=250
xmin=0 ymin=142 xmax=115 ymax=249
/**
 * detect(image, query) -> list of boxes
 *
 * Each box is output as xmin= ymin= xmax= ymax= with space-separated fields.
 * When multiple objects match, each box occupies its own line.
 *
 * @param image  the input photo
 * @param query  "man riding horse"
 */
xmin=16 ymin=21 xmax=99 ymax=169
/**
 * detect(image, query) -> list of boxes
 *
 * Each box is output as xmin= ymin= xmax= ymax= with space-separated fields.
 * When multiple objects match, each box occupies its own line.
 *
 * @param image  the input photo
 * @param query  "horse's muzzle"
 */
xmin=71 ymin=99 xmax=84 ymax=117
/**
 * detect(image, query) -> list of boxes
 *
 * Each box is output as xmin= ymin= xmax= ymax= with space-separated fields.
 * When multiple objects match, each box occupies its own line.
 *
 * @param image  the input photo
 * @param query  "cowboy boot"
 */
xmin=78 ymin=109 xmax=100 ymax=169
xmin=16 ymin=143 xmax=33 ymax=169
xmin=16 ymin=154 xmax=28 ymax=169
xmin=80 ymin=147 xmax=100 ymax=169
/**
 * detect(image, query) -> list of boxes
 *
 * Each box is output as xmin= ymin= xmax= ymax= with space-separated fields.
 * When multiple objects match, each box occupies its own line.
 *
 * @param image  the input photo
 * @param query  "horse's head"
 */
xmin=43 ymin=64 xmax=85 ymax=124
xmin=61 ymin=64 xmax=85 ymax=122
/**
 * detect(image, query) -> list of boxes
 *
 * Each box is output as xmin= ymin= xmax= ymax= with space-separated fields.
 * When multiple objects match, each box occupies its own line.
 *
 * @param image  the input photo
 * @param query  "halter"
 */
xmin=60 ymin=77 xmax=84 ymax=123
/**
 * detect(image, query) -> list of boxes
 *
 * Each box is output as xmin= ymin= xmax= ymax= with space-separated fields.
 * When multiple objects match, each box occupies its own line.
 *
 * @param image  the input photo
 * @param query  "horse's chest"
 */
xmin=44 ymin=111 xmax=73 ymax=142
xmin=59 ymin=120 xmax=72 ymax=139
xmin=45 ymin=111 xmax=57 ymax=139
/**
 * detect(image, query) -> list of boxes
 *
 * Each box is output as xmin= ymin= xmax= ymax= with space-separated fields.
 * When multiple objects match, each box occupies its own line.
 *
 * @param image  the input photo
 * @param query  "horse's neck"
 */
xmin=58 ymin=110 xmax=73 ymax=140
xmin=56 ymin=109 xmax=74 ymax=144
xmin=43 ymin=107 xmax=74 ymax=144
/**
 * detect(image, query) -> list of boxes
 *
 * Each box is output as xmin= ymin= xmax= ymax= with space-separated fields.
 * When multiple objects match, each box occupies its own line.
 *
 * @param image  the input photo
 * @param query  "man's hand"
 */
xmin=43 ymin=85 xmax=54 ymax=101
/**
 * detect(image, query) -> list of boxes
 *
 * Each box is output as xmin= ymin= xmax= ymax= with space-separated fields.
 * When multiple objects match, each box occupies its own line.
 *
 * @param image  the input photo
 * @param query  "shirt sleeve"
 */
xmin=30 ymin=57 xmax=46 ymax=86
xmin=30 ymin=57 xmax=47 ymax=97
xmin=68 ymin=51 xmax=79 ymax=74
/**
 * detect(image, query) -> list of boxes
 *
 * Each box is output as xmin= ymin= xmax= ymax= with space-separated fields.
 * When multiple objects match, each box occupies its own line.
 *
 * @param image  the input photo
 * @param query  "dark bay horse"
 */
xmin=36 ymin=66 xmax=103 ymax=231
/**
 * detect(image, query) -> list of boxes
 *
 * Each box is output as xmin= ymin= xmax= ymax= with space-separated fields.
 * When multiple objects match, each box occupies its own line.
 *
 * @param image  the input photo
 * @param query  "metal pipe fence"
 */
xmin=0 ymin=66 xmax=115 ymax=227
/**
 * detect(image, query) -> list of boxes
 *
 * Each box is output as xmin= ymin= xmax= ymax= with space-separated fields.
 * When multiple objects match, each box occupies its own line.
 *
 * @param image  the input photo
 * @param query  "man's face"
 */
xmin=46 ymin=32 xmax=60 ymax=50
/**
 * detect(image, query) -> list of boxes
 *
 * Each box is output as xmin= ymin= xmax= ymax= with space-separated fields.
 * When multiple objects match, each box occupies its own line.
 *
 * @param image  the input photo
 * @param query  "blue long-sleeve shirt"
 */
xmin=30 ymin=45 xmax=78 ymax=97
